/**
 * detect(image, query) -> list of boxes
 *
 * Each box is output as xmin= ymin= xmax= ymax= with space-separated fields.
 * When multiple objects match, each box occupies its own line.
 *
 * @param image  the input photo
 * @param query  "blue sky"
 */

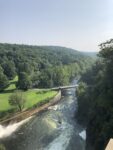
xmin=0 ymin=0 xmax=113 ymax=51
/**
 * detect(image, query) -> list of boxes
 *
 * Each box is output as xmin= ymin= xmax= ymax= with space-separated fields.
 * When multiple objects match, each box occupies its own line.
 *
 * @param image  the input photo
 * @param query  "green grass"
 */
xmin=5 ymin=76 xmax=18 ymax=91
xmin=0 ymin=90 xmax=57 ymax=111
xmin=0 ymin=76 xmax=19 ymax=111
xmin=24 ymin=90 xmax=57 ymax=109
xmin=0 ymin=92 xmax=13 ymax=111
xmin=9 ymin=76 xmax=18 ymax=83
xmin=0 ymin=76 xmax=58 ymax=120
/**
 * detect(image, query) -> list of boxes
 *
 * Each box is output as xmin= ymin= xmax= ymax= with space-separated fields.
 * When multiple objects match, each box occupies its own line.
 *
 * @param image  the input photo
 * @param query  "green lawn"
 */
xmin=0 ymin=76 xmax=57 ymax=112
xmin=0 ymin=92 xmax=12 ymax=111
xmin=5 ymin=76 xmax=18 ymax=91
xmin=24 ymin=90 xmax=57 ymax=109
xmin=0 ymin=90 xmax=57 ymax=111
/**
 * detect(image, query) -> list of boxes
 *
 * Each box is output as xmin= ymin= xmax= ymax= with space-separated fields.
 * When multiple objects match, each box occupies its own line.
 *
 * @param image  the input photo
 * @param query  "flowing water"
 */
xmin=0 ymin=80 xmax=86 ymax=150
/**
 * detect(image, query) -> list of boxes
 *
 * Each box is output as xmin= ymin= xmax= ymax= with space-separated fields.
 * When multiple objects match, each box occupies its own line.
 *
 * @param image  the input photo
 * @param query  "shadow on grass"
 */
xmin=10 ymin=81 xmax=16 ymax=84
xmin=0 ymin=89 xmax=16 ymax=94
xmin=0 ymin=81 xmax=17 ymax=94
xmin=0 ymin=108 xmax=17 ymax=121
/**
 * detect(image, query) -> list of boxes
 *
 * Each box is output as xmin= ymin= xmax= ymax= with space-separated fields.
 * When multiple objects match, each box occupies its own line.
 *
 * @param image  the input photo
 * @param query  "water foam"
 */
xmin=0 ymin=117 xmax=32 ymax=139
xmin=45 ymin=123 xmax=73 ymax=150
xmin=79 ymin=130 xmax=86 ymax=140
xmin=48 ymin=105 xmax=58 ymax=111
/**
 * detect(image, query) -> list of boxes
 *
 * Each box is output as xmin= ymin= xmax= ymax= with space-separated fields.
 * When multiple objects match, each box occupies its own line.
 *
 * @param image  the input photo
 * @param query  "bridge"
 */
xmin=51 ymin=84 xmax=78 ymax=91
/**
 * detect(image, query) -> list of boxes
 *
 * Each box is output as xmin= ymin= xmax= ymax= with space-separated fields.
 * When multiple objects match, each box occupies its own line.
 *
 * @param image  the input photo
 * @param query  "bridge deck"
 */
xmin=51 ymin=85 xmax=78 ymax=90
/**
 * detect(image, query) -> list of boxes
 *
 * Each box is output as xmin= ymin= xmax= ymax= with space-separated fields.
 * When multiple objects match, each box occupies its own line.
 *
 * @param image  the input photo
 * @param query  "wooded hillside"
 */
xmin=0 ymin=43 xmax=94 ymax=90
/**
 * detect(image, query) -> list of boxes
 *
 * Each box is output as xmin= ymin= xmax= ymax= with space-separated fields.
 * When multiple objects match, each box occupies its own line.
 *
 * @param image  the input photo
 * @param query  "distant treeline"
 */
xmin=76 ymin=39 xmax=113 ymax=150
xmin=0 ymin=43 xmax=94 ymax=91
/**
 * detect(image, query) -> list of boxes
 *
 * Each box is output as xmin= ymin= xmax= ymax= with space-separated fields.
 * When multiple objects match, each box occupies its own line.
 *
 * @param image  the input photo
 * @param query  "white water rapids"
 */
xmin=45 ymin=122 xmax=73 ymax=150
xmin=0 ymin=81 xmax=86 ymax=150
xmin=79 ymin=130 xmax=86 ymax=140
xmin=0 ymin=117 xmax=32 ymax=139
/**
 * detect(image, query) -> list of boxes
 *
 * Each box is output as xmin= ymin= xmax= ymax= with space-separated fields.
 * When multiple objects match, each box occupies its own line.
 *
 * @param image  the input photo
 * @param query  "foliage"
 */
xmin=4 ymin=76 xmax=18 ymax=91
xmin=0 ymin=65 xmax=9 ymax=91
xmin=8 ymin=91 xmax=26 ymax=111
xmin=76 ymin=82 xmax=90 ymax=125
xmin=2 ymin=60 xmax=16 ymax=80
xmin=17 ymin=72 xmax=32 ymax=90
xmin=0 ymin=43 xmax=94 ymax=90
xmin=76 ymin=39 xmax=113 ymax=150
xmin=0 ymin=88 xmax=57 ymax=115
xmin=0 ymin=90 xmax=57 ymax=121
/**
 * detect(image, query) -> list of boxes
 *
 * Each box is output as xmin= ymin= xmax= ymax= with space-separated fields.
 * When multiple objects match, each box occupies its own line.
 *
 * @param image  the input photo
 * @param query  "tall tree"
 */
xmin=9 ymin=91 xmax=26 ymax=111
xmin=16 ymin=72 xmax=32 ymax=90
xmin=0 ymin=65 xmax=9 ymax=91
xmin=2 ymin=61 xmax=16 ymax=79
xmin=76 ymin=39 xmax=113 ymax=150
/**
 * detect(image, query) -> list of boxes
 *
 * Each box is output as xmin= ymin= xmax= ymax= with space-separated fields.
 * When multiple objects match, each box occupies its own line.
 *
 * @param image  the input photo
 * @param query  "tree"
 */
xmin=9 ymin=91 xmax=26 ymax=111
xmin=31 ymin=71 xmax=40 ymax=88
xmin=17 ymin=62 xmax=33 ymax=75
xmin=53 ymin=66 xmax=68 ymax=86
xmin=38 ymin=68 xmax=53 ymax=88
xmin=76 ymin=82 xmax=91 ymax=125
xmin=0 ymin=65 xmax=9 ymax=91
xmin=16 ymin=72 xmax=32 ymax=90
xmin=2 ymin=61 xmax=16 ymax=80
xmin=76 ymin=39 xmax=113 ymax=150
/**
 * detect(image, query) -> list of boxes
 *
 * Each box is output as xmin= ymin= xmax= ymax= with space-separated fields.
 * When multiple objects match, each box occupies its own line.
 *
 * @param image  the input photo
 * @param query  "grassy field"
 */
xmin=24 ymin=90 xmax=57 ymax=109
xmin=0 ymin=76 xmax=57 ymax=112
xmin=0 ymin=90 xmax=57 ymax=111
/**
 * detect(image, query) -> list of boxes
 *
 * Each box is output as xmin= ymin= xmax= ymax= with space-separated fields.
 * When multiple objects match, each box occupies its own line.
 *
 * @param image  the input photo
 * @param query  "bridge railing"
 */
xmin=50 ymin=84 xmax=78 ymax=90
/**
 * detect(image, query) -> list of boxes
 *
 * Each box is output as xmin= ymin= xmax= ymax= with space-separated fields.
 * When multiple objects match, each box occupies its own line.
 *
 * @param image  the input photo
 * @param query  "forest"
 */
xmin=0 ymin=43 xmax=95 ymax=121
xmin=0 ymin=43 xmax=94 ymax=91
xmin=76 ymin=39 xmax=113 ymax=150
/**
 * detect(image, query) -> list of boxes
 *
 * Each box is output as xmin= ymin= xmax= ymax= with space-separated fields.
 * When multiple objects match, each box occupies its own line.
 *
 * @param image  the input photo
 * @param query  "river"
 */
xmin=0 ymin=80 xmax=86 ymax=150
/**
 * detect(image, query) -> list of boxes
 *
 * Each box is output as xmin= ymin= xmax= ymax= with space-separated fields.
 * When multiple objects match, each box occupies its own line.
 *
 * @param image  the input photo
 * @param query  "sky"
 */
xmin=0 ymin=0 xmax=113 ymax=52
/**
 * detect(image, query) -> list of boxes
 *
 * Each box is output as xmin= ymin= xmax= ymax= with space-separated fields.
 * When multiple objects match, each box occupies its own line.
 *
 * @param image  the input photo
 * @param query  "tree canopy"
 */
xmin=0 ymin=65 xmax=9 ymax=91
xmin=76 ymin=39 xmax=113 ymax=150
xmin=0 ymin=43 xmax=94 ymax=90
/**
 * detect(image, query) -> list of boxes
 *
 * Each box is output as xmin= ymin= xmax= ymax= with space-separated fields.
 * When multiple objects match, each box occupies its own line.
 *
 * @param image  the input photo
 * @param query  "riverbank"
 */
xmin=0 ymin=91 xmax=61 ymax=125
xmin=0 ymin=89 xmax=58 ymax=121
xmin=0 ymin=81 xmax=86 ymax=150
